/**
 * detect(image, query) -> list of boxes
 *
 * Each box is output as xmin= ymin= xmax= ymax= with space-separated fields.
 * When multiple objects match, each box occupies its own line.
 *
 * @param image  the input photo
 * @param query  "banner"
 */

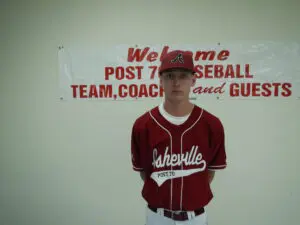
xmin=57 ymin=42 xmax=300 ymax=101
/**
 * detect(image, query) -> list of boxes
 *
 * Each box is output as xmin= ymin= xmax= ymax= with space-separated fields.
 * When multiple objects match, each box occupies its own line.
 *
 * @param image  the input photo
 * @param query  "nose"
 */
xmin=172 ymin=76 xmax=180 ymax=86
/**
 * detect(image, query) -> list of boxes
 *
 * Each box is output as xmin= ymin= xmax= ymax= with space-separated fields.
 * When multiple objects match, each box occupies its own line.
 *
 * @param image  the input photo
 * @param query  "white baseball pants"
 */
xmin=145 ymin=206 xmax=208 ymax=225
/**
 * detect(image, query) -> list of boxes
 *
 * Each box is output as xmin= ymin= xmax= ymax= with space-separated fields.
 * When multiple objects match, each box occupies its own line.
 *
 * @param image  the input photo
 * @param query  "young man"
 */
xmin=131 ymin=50 xmax=227 ymax=225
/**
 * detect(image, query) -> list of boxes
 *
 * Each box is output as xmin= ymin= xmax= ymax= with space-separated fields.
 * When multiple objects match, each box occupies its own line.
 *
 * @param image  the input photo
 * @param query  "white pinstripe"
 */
xmin=179 ymin=108 xmax=203 ymax=211
xmin=149 ymin=110 xmax=174 ymax=211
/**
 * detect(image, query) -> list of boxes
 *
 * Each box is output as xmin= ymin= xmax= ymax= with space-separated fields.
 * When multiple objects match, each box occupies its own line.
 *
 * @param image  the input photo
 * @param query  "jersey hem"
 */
xmin=208 ymin=164 xmax=227 ymax=170
xmin=133 ymin=166 xmax=144 ymax=171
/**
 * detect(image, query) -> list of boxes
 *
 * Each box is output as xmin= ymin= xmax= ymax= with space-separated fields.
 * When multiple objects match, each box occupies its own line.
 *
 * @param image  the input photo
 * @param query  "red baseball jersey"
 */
xmin=131 ymin=104 xmax=227 ymax=211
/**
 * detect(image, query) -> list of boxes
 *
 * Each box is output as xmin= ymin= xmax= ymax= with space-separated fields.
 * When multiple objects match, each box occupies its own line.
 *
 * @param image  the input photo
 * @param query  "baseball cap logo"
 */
xmin=170 ymin=53 xmax=184 ymax=64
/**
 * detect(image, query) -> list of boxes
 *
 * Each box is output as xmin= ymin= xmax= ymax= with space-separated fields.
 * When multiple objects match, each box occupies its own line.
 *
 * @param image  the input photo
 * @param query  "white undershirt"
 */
xmin=158 ymin=102 xmax=191 ymax=125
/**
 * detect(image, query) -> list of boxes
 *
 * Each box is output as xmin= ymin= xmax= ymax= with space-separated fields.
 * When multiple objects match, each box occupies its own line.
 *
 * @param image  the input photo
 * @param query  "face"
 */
xmin=159 ymin=69 xmax=196 ymax=103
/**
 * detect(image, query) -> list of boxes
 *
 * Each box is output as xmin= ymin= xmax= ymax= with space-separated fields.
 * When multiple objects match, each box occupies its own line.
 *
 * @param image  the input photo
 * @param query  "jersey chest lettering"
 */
xmin=150 ymin=145 xmax=206 ymax=187
xmin=152 ymin=145 xmax=206 ymax=169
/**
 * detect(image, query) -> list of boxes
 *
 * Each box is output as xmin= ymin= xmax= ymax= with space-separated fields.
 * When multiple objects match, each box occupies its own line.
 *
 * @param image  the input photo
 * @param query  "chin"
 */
xmin=167 ymin=96 xmax=186 ymax=103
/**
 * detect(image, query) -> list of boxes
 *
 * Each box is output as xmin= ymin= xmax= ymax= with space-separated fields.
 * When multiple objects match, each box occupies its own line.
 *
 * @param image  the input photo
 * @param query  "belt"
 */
xmin=148 ymin=205 xmax=204 ymax=221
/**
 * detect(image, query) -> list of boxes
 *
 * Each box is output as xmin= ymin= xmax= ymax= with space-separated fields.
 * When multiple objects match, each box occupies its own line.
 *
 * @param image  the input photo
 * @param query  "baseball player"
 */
xmin=131 ymin=50 xmax=227 ymax=225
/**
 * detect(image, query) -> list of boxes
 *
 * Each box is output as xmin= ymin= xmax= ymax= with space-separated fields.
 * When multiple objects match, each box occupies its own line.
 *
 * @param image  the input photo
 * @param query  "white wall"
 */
xmin=1 ymin=0 xmax=300 ymax=225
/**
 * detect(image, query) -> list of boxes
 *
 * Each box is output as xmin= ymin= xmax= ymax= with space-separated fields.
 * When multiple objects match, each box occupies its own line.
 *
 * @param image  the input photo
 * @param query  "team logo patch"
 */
xmin=170 ymin=53 xmax=184 ymax=64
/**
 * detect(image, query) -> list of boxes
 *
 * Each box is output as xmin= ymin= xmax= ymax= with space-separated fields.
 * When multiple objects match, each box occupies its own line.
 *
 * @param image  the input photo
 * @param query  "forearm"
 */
xmin=208 ymin=170 xmax=215 ymax=184
xmin=140 ymin=171 xmax=145 ymax=182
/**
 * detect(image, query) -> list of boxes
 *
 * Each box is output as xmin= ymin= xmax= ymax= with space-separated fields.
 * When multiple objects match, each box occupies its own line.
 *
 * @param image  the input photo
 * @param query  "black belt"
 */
xmin=148 ymin=205 xmax=204 ymax=221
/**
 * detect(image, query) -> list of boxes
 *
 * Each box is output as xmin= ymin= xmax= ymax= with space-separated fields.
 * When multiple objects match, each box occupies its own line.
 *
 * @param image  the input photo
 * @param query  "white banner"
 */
xmin=57 ymin=42 xmax=300 ymax=101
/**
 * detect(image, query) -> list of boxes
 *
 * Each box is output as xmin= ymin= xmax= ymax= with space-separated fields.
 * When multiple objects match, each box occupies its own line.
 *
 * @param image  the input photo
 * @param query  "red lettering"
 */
xmin=225 ymin=65 xmax=235 ymax=78
xmin=272 ymin=83 xmax=281 ymax=96
xmin=136 ymin=66 xmax=143 ymax=79
xmin=149 ymin=84 xmax=158 ymax=97
xmin=116 ymin=67 xmax=125 ymax=80
xmin=89 ymin=85 xmax=98 ymax=98
xmin=194 ymin=65 xmax=203 ymax=78
xmin=127 ymin=48 xmax=232 ymax=63
xmin=241 ymin=83 xmax=251 ymax=97
xmin=99 ymin=85 xmax=113 ymax=98
xmin=161 ymin=47 xmax=231 ymax=62
xmin=147 ymin=52 xmax=158 ymax=62
xmin=160 ymin=46 xmax=170 ymax=61
xmin=193 ymin=82 xmax=225 ymax=94
xmin=229 ymin=82 xmax=292 ymax=98
xmin=245 ymin=64 xmax=253 ymax=78
xmin=129 ymin=84 xmax=138 ymax=97
xmin=204 ymin=65 xmax=213 ymax=78
xmin=105 ymin=67 xmax=114 ymax=80
xmin=70 ymin=85 xmax=113 ymax=98
xmin=80 ymin=85 xmax=88 ymax=98
xmin=229 ymin=83 xmax=239 ymax=97
xmin=261 ymin=83 xmax=272 ymax=97
xmin=214 ymin=65 xmax=224 ymax=78
xmin=126 ymin=66 xmax=135 ymax=80
xmin=194 ymin=51 xmax=216 ymax=61
xmin=118 ymin=84 xmax=163 ymax=99
xmin=235 ymin=65 xmax=243 ymax=78
xmin=194 ymin=64 xmax=253 ymax=79
xmin=105 ymin=66 xmax=143 ymax=80
xmin=193 ymin=86 xmax=207 ymax=94
xmin=214 ymin=82 xmax=226 ymax=93
xmin=205 ymin=86 xmax=214 ymax=93
xmin=282 ymin=83 xmax=292 ymax=97
xmin=118 ymin=84 xmax=127 ymax=98
xmin=251 ymin=83 xmax=260 ymax=97
xmin=71 ymin=85 xmax=78 ymax=98
xmin=149 ymin=66 xmax=158 ymax=79
xmin=127 ymin=47 xmax=150 ymax=62
xmin=192 ymin=63 xmax=256 ymax=80
xmin=138 ymin=84 xmax=148 ymax=97
xmin=218 ymin=50 xmax=230 ymax=60
xmin=160 ymin=86 xmax=164 ymax=97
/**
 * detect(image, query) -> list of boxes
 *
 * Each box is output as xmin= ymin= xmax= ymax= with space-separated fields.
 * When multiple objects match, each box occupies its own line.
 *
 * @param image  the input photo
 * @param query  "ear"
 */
xmin=159 ymin=74 xmax=164 ymax=88
xmin=191 ymin=74 xmax=196 ymax=87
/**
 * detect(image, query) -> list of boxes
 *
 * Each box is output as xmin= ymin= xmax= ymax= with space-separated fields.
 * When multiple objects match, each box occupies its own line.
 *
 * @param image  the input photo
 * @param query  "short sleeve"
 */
xmin=208 ymin=118 xmax=227 ymax=170
xmin=131 ymin=122 xmax=144 ymax=172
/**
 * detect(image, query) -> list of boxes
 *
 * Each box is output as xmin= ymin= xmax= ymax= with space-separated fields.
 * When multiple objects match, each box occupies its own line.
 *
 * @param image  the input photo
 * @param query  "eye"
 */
xmin=165 ymin=73 xmax=173 ymax=79
xmin=180 ymin=73 xmax=188 ymax=79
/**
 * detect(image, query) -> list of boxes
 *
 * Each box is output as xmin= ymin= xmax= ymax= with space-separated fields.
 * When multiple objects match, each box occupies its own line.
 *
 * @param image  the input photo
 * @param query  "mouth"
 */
xmin=172 ymin=90 xmax=183 ymax=94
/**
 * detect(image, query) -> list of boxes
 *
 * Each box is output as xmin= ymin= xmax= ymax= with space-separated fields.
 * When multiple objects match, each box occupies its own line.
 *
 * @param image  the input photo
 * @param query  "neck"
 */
xmin=163 ymin=99 xmax=194 ymax=117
